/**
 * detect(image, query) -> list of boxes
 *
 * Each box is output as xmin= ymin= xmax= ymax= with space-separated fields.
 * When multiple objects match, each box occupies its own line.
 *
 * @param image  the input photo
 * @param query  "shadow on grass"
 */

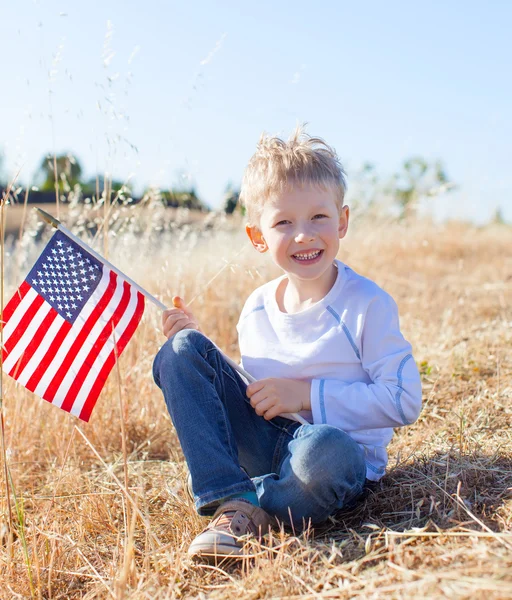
xmin=322 ymin=449 xmax=512 ymax=538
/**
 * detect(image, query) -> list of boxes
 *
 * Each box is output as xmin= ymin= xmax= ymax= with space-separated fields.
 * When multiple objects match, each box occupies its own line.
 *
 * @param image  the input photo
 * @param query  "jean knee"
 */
xmin=153 ymin=329 xmax=208 ymax=388
xmin=293 ymin=425 xmax=366 ymax=493
xmin=170 ymin=328 xmax=208 ymax=354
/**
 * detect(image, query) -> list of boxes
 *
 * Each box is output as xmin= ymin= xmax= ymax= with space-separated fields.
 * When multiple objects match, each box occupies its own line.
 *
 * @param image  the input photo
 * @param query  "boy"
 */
xmin=153 ymin=126 xmax=422 ymax=560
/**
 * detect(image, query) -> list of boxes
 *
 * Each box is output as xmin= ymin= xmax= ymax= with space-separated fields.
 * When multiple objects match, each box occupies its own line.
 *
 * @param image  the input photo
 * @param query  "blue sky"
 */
xmin=1 ymin=0 xmax=511 ymax=223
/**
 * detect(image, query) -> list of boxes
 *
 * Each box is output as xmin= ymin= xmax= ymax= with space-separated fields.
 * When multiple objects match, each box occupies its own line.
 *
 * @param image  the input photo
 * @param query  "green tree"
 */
xmin=389 ymin=157 xmax=455 ymax=219
xmin=0 ymin=150 xmax=5 ymax=187
xmin=349 ymin=162 xmax=379 ymax=211
xmin=159 ymin=186 xmax=208 ymax=211
xmin=222 ymin=182 xmax=241 ymax=215
xmin=491 ymin=207 xmax=507 ymax=225
xmin=81 ymin=175 xmax=131 ymax=198
xmin=38 ymin=153 xmax=83 ymax=192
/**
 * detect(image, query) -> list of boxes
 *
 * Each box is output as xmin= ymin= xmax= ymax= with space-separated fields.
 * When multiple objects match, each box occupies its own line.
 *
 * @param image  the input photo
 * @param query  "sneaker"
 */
xmin=187 ymin=499 xmax=274 ymax=560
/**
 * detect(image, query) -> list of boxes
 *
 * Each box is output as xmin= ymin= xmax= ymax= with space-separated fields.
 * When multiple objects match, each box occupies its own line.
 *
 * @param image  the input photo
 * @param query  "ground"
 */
xmin=1 ymin=203 xmax=511 ymax=598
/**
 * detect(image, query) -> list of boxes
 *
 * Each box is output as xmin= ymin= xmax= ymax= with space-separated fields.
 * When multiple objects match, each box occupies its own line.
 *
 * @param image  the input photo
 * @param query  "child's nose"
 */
xmin=295 ymin=226 xmax=315 ymax=243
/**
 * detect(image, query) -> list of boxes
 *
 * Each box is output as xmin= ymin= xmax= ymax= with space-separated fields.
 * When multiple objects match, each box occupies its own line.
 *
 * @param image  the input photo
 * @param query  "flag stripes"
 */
xmin=4 ymin=304 xmax=54 ymax=377
xmin=24 ymin=319 xmax=71 ymax=393
xmin=59 ymin=277 xmax=131 ymax=412
xmin=2 ymin=253 xmax=145 ymax=421
xmin=1 ymin=281 xmax=31 ymax=324
xmin=7 ymin=309 xmax=58 ymax=379
xmin=73 ymin=288 xmax=144 ymax=421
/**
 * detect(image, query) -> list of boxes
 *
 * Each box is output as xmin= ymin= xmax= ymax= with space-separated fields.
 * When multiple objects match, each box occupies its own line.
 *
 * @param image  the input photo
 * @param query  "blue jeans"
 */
xmin=153 ymin=330 xmax=366 ymax=530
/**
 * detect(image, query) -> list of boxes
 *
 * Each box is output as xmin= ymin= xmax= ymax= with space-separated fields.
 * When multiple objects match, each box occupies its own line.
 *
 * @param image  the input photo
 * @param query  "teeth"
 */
xmin=294 ymin=250 xmax=321 ymax=261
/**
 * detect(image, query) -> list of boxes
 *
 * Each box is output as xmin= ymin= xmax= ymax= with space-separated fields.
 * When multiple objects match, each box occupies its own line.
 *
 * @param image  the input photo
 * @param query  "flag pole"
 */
xmin=34 ymin=208 xmax=308 ymax=424
xmin=35 ymin=208 xmax=167 ymax=311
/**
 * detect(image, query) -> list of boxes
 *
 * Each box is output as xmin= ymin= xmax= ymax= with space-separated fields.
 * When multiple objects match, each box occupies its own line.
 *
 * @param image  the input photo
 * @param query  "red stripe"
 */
xmin=25 ymin=320 xmax=72 ymax=393
xmin=42 ymin=270 xmax=118 ymax=402
xmin=2 ymin=294 xmax=45 ymax=362
xmin=8 ymin=309 xmax=59 ymax=380
xmin=79 ymin=291 xmax=145 ymax=422
xmin=60 ymin=280 xmax=132 ymax=413
xmin=1 ymin=281 xmax=31 ymax=326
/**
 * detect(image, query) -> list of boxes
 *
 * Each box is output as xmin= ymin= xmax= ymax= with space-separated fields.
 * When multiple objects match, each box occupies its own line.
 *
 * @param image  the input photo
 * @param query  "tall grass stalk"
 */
xmin=7 ymin=469 xmax=35 ymax=598
xmin=1 ymin=182 xmax=15 ymax=539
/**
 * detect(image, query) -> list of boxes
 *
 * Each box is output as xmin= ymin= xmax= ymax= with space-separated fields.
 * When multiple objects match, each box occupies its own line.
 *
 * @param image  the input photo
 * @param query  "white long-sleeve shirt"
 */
xmin=236 ymin=260 xmax=422 ymax=481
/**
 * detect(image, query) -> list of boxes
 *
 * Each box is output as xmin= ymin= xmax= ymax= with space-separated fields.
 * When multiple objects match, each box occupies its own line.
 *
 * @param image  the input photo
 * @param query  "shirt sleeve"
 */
xmin=310 ymin=293 xmax=422 ymax=430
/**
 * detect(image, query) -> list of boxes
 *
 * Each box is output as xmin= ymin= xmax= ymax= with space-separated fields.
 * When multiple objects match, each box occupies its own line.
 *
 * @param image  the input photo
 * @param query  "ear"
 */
xmin=245 ymin=223 xmax=268 ymax=253
xmin=338 ymin=205 xmax=349 ymax=239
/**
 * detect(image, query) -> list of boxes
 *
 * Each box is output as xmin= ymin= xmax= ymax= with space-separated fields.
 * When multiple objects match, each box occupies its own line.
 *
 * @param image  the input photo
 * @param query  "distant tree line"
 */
xmin=2 ymin=150 xmax=507 ymax=223
xmin=221 ymin=157 xmax=458 ymax=220
xmin=0 ymin=153 xmax=207 ymax=212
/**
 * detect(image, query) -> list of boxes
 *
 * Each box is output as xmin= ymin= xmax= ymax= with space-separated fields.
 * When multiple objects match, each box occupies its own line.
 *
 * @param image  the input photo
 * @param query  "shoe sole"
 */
xmin=188 ymin=544 xmax=245 ymax=563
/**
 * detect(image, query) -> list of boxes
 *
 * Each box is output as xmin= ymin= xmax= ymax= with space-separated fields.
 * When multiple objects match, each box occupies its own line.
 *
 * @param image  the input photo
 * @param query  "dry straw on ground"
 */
xmin=0 ymin=198 xmax=511 ymax=599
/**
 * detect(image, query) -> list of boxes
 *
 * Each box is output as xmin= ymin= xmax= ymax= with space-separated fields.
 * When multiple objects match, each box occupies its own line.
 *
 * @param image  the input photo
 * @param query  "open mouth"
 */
xmin=291 ymin=250 xmax=323 ymax=263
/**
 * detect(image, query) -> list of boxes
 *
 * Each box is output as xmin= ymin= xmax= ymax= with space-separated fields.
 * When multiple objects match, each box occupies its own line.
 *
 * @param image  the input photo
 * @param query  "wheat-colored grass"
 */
xmin=0 ymin=198 xmax=511 ymax=599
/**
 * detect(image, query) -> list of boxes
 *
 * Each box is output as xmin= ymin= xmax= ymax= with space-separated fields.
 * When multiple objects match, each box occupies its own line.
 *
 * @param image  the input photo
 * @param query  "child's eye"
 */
xmin=313 ymin=214 xmax=328 ymax=219
xmin=275 ymin=220 xmax=290 ymax=226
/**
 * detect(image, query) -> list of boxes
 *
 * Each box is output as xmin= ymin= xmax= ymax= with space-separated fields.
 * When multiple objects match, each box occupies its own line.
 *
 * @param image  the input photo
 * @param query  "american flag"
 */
xmin=1 ymin=230 xmax=145 ymax=421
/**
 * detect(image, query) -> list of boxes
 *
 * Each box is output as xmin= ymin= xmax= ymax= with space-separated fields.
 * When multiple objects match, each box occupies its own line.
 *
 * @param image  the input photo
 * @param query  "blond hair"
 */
xmin=240 ymin=124 xmax=347 ymax=224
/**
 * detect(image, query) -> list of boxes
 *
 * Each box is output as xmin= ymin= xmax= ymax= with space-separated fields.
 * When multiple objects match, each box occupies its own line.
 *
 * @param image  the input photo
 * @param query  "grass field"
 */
xmin=1 ymin=202 xmax=511 ymax=598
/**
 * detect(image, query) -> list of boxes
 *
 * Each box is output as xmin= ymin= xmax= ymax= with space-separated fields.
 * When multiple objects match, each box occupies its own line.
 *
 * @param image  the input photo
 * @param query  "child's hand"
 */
xmin=246 ymin=378 xmax=311 ymax=420
xmin=162 ymin=296 xmax=200 ymax=339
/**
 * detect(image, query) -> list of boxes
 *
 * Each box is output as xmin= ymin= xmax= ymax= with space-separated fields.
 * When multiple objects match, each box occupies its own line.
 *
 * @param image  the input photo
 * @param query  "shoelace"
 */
xmin=211 ymin=509 xmax=257 ymax=536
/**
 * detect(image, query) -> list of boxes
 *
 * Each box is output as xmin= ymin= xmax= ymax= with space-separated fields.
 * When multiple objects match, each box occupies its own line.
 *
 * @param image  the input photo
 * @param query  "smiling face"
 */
xmin=246 ymin=182 xmax=349 ymax=295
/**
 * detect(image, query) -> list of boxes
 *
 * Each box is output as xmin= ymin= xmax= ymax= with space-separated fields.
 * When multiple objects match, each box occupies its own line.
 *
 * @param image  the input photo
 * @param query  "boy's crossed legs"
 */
xmin=153 ymin=329 xmax=366 ymax=556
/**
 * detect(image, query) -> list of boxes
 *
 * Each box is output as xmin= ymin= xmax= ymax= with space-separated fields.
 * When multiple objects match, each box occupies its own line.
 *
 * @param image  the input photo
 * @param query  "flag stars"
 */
xmin=30 ymin=233 xmax=104 ymax=322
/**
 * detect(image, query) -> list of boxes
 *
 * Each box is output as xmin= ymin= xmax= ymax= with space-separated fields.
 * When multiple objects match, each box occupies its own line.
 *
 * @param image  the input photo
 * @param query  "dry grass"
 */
xmin=1 ymin=202 xmax=511 ymax=599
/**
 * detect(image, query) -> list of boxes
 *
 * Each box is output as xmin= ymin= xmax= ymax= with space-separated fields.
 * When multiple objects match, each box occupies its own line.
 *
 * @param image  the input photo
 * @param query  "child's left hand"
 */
xmin=246 ymin=378 xmax=311 ymax=420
